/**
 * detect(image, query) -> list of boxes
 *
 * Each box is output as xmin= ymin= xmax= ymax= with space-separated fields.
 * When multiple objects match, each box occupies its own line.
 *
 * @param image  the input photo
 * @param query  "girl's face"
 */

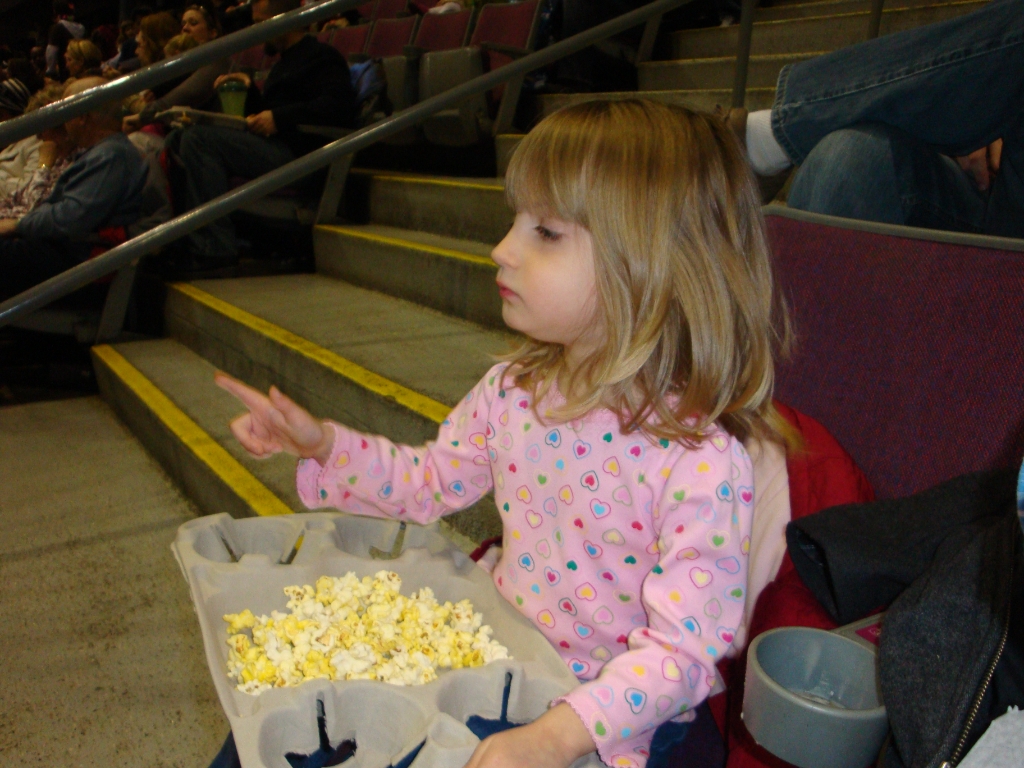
xmin=182 ymin=9 xmax=215 ymax=44
xmin=491 ymin=211 xmax=601 ymax=362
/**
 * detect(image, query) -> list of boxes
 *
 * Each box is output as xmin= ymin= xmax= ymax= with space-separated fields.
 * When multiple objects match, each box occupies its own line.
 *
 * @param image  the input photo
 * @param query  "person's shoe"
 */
xmin=721 ymin=106 xmax=791 ymax=205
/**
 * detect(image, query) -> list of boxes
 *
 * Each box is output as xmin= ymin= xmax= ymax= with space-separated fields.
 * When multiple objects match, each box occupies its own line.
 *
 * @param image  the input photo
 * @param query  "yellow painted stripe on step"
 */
xmin=92 ymin=344 xmax=293 ymax=517
xmin=316 ymin=225 xmax=496 ymax=268
xmin=169 ymin=283 xmax=452 ymax=425
xmin=349 ymin=168 xmax=504 ymax=192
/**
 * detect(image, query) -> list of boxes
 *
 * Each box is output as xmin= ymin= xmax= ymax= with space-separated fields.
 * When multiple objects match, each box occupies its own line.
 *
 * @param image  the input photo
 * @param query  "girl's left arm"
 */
xmin=553 ymin=436 xmax=755 ymax=763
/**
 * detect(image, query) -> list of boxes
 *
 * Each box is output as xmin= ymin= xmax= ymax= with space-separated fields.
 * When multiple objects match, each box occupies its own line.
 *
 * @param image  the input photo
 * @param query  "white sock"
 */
xmin=745 ymin=109 xmax=792 ymax=176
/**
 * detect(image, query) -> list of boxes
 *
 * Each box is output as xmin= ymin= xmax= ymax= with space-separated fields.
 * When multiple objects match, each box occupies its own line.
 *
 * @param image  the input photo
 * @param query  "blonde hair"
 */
xmin=66 ymin=39 xmax=104 ymax=69
xmin=164 ymin=32 xmax=200 ymax=58
xmin=504 ymin=99 xmax=796 ymax=448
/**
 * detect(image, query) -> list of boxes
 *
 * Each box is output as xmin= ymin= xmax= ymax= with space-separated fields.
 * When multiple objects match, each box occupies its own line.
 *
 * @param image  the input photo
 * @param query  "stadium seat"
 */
xmin=324 ymin=23 xmax=372 ymax=61
xmin=374 ymin=0 xmax=409 ymax=20
xmin=419 ymin=0 xmax=540 ymax=146
xmin=366 ymin=16 xmax=420 ymax=118
xmin=413 ymin=6 xmax=473 ymax=51
xmin=765 ymin=205 xmax=1024 ymax=499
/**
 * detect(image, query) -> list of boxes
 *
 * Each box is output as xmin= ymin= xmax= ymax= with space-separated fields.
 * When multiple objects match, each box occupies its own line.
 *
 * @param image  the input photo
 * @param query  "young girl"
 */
xmin=217 ymin=99 xmax=793 ymax=768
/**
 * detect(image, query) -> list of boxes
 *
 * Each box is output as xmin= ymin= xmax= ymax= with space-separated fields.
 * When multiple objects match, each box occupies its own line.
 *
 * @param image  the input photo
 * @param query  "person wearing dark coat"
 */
xmin=170 ymin=0 xmax=357 ymax=271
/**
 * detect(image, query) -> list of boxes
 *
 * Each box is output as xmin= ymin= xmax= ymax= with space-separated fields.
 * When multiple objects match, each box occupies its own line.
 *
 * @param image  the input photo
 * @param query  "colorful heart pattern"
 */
xmin=602 ymin=529 xmax=625 ymax=545
xmin=662 ymin=657 xmax=683 ymax=682
xmin=518 ymin=553 xmax=535 ymax=572
xmin=580 ymin=471 xmax=599 ymax=491
xmin=543 ymin=566 xmax=560 ymax=586
xmin=559 ymin=598 xmax=577 ymax=615
xmin=715 ymin=556 xmax=740 ymax=574
xmin=593 ymin=606 xmax=615 ymax=624
xmin=526 ymin=510 xmax=542 ymax=528
xmin=602 ymin=457 xmax=620 ymax=476
xmin=536 ymin=539 xmax=551 ymax=558
xmin=625 ymin=688 xmax=647 ymax=714
xmin=689 ymin=567 xmax=713 ymax=588
xmin=570 ymin=658 xmax=591 ymax=676
xmin=545 ymin=429 xmax=561 ymax=447
xmin=573 ymin=440 xmax=592 ymax=459
xmin=543 ymin=497 xmax=558 ymax=517
xmin=584 ymin=540 xmax=603 ymax=558
xmin=590 ymin=499 xmax=611 ymax=518
xmin=590 ymin=684 xmax=614 ymax=707
xmin=537 ymin=609 xmax=555 ymax=628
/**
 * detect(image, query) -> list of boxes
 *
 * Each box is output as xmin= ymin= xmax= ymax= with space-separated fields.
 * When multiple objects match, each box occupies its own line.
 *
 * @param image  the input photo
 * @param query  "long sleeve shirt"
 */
xmin=138 ymin=60 xmax=232 ymax=125
xmin=17 ymin=133 xmax=148 ymax=244
xmin=249 ymin=35 xmax=357 ymax=156
xmin=297 ymin=364 xmax=754 ymax=767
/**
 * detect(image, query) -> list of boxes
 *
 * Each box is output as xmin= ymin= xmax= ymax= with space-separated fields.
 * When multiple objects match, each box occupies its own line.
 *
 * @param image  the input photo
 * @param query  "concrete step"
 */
xmin=95 ymin=326 xmax=504 ymax=546
xmin=755 ymin=0 xmax=950 ymax=22
xmin=537 ymin=87 xmax=776 ymax=119
xmin=314 ymin=224 xmax=503 ymax=328
xmin=0 ymin=396 xmax=227 ymax=765
xmin=350 ymin=169 xmax=512 ymax=244
xmin=639 ymin=52 xmax=819 ymax=91
xmin=672 ymin=0 xmax=987 ymax=58
xmin=159 ymin=276 xmax=512 ymax=542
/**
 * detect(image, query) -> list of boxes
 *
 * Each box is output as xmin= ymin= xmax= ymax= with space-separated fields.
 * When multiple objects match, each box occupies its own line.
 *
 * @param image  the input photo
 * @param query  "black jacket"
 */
xmin=250 ymin=36 xmax=357 ymax=156
xmin=786 ymin=469 xmax=1024 ymax=768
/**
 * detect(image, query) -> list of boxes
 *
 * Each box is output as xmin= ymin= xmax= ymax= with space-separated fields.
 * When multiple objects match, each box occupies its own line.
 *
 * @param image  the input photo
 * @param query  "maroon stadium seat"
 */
xmin=470 ymin=0 xmax=539 ymax=80
xmin=324 ymin=23 xmax=372 ymax=61
xmin=413 ymin=7 xmax=472 ymax=51
xmin=374 ymin=0 xmax=409 ymax=20
xmin=765 ymin=206 xmax=1024 ymax=499
xmin=367 ymin=15 xmax=418 ymax=58
xmin=357 ymin=2 xmax=376 ymax=21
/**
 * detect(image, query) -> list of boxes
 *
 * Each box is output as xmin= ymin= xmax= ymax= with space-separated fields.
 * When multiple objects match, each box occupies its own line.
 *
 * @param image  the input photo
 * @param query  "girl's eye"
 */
xmin=535 ymin=225 xmax=561 ymax=242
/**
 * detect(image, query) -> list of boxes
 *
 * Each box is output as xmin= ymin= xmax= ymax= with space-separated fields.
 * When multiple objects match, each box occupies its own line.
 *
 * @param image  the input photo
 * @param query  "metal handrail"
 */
xmin=0 ymin=0 xmax=364 ymax=149
xmin=0 ymin=0 xmax=693 ymax=328
xmin=730 ymin=0 xmax=887 ymax=109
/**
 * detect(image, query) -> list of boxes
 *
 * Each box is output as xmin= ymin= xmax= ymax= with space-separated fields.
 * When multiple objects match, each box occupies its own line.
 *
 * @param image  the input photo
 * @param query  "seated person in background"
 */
xmin=0 ymin=83 xmax=84 ymax=220
xmin=134 ymin=12 xmax=183 ymax=95
xmin=0 ymin=77 xmax=148 ymax=302
xmin=64 ymin=39 xmax=105 ymax=80
xmin=46 ymin=0 xmax=85 ymax=81
xmin=730 ymin=0 xmax=1023 ymax=238
xmin=169 ymin=0 xmax=357 ymax=273
xmin=0 ymin=78 xmax=40 ymax=199
xmin=123 ymin=5 xmax=230 ymax=133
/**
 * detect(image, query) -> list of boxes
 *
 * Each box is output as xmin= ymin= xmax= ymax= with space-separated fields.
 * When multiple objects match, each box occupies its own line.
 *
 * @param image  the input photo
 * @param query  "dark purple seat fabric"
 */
xmin=766 ymin=210 xmax=1024 ymax=499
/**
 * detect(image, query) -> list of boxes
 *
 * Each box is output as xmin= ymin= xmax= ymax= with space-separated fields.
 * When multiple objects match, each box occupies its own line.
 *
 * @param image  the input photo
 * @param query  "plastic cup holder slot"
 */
xmin=191 ymin=515 xmax=304 ymax=564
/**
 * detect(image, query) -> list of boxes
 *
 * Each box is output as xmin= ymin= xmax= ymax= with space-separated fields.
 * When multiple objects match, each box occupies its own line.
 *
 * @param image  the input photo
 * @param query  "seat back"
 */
xmin=367 ymin=15 xmax=419 ymax=58
xmin=229 ymin=44 xmax=265 ymax=73
xmin=413 ymin=7 xmax=473 ymax=51
xmin=470 ymin=0 xmax=540 ymax=68
xmin=325 ymin=23 xmax=372 ymax=60
xmin=374 ymin=0 xmax=409 ymax=19
xmin=357 ymin=2 xmax=376 ymax=22
xmin=766 ymin=207 xmax=1024 ymax=499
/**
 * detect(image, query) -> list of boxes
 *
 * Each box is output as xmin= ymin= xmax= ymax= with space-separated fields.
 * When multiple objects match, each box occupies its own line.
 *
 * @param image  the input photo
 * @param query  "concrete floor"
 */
xmin=0 ymin=397 xmax=227 ymax=767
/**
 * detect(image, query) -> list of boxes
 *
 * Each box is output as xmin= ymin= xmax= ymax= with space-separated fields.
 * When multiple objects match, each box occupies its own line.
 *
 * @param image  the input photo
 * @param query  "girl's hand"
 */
xmin=215 ymin=372 xmax=335 ymax=464
xmin=462 ymin=703 xmax=594 ymax=768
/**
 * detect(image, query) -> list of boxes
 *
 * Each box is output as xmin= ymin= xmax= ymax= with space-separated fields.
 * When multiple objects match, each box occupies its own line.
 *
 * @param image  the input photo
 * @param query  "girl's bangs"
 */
xmin=504 ymin=110 xmax=601 ymax=225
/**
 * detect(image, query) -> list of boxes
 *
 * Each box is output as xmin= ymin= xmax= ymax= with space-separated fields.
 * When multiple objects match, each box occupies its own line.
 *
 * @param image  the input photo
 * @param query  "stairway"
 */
xmin=516 ymin=0 xmax=988 ymax=173
xmin=93 ymin=170 xmax=515 ymax=554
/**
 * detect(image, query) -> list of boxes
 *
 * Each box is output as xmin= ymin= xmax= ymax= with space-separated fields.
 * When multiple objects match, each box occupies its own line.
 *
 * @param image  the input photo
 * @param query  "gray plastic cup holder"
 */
xmin=742 ymin=627 xmax=888 ymax=768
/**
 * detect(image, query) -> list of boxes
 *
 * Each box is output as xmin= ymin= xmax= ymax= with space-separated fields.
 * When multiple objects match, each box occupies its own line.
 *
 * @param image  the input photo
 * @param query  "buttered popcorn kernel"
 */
xmin=223 ymin=570 xmax=509 ymax=694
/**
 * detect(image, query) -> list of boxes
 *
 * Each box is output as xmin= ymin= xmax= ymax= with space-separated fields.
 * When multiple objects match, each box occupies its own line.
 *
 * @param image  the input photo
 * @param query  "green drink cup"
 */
xmin=217 ymin=79 xmax=248 ymax=117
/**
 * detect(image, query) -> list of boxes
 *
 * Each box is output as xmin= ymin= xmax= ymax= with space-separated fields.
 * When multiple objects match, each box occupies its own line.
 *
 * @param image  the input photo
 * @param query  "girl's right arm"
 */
xmin=216 ymin=370 xmax=499 ymax=525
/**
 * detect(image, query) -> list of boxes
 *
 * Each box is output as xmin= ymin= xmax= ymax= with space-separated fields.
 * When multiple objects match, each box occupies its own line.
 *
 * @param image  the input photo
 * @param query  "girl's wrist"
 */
xmin=309 ymin=422 xmax=335 ymax=466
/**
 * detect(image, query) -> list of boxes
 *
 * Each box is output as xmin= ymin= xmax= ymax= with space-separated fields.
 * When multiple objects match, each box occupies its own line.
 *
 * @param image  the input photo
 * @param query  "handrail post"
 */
xmin=731 ymin=0 xmax=757 ymax=109
xmin=867 ymin=0 xmax=885 ymax=39
xmin=636 ymin=13 xmax=663 ymax=64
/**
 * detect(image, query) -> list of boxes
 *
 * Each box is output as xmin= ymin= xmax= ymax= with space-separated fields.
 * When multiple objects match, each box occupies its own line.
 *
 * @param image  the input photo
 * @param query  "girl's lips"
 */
xmin=497 ymin=281 xmax=517 ymax=299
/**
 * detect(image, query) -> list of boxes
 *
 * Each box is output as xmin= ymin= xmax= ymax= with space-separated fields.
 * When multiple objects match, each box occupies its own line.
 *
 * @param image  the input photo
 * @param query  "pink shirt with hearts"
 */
xmin=296 ymin=363 xmax=754 ymax=768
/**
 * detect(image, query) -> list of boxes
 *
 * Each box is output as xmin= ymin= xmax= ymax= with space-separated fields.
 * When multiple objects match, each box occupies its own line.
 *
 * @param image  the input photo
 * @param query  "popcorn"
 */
xmin=223 ymin=570 xmax=509 ymax=694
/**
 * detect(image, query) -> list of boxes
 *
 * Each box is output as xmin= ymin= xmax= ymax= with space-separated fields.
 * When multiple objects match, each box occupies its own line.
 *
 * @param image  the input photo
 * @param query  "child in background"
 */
xmin=217 ymin=99 xmax=794 ymax=768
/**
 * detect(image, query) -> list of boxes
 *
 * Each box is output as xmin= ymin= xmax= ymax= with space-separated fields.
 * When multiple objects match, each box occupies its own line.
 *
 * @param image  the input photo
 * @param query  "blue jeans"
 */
xmin=774 ymin=0 xmax=1024 ymax=237
xmin=173 ymin=124 xmax=295 ymax=259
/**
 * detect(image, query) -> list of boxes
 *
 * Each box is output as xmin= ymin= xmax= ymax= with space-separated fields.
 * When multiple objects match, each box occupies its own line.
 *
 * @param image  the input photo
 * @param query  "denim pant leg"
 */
xmin=176 ymin=124 xmax=295 ymax=259
xmin=786 ymin=123 xmax=988 ymax=232
xmin=771 ymin=0 xmax=1024 ymax=162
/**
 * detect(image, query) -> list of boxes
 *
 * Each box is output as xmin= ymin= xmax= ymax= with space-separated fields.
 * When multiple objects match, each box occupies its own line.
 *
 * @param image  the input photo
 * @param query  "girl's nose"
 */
xmin=491 ymin=227 xmax=516 ymax=269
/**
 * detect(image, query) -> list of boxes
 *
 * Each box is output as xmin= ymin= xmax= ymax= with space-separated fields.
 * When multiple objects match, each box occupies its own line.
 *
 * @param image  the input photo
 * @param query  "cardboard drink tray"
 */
xmin=173 ymin=513 xmax=603 ymax=768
